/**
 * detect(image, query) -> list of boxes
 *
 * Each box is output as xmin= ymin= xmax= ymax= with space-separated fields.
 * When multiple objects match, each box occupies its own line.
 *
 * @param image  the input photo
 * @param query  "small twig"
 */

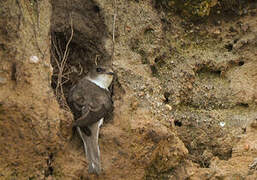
xmin=61 ymin=79 xmax=70 ymax=86
xmin=51 ymin=14 xmax=74 ymax=111
xmin=111 ymin=0 xmax=117 ymax=62
xmin=112 ymin=3 xmax=116 ymax=43
xmin=62 ymin=24 xmax=73 ymax=69
xmin=62 ymin=71 xmax=73 ymax=77
xmin=58 ymin=15 xmax=73 ymax=108
xmin=52 ymin=35 xmax=62 ymax=62
xmin=57 ymin=37 xmax=64 ymax=58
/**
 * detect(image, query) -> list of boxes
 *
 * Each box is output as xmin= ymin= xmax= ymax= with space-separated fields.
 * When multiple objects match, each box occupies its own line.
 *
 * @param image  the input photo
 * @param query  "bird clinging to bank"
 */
xmin=68 ymin=65 xmax=114 ymax=174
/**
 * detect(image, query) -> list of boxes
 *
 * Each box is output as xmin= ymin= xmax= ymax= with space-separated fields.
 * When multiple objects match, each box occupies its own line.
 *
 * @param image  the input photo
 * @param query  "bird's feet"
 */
xmin=249 ymin=158 xmax=257 ymax=170
xmin=82 ymin=160 xmax=88 ymax=167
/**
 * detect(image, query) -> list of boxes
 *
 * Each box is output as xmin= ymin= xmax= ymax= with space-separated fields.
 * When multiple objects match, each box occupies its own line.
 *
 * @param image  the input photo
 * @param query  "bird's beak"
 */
xmin=107 ymin=72 xmax=114 ymax=75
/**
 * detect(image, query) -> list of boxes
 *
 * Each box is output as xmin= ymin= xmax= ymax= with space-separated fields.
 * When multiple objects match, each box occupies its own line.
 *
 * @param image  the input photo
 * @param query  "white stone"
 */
xmin=165 ymin=104 xmax=172 ymax=111
xmin=30 ymin=55 xmax=39 ymax=63
xmin=219 ymin=122 xmax=225 ymax=127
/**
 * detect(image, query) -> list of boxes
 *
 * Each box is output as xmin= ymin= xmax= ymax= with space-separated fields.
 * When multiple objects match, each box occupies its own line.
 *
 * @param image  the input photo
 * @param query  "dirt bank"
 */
xmin=0 ymin=0 xmax=257 ymax=179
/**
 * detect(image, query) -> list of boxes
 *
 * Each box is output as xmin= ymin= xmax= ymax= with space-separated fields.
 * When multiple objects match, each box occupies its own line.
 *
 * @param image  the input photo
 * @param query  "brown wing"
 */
xmin=68 ymin=77 xmax=113 ymax=127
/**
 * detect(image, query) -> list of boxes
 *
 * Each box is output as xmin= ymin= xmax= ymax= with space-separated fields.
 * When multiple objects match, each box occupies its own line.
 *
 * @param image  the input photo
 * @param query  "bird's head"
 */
xmin=87 ymin=66 xmax=114 ymax=89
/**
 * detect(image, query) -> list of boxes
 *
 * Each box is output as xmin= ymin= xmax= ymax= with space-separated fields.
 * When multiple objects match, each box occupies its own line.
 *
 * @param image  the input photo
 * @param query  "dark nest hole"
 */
xmin=196 ymin=67 xmax=222 ymax=77
xmin=238 ymin=60 xmax=244 ymax=66
xmin=174 ymin=120 xmax=182 ymax=127
xmin=45 ymin=153 xmax=54 ymax=177
xmin=187 ymin=144 xmax=232 ymax=168
xmin=225 ymin=43 xmax=233 ymax=51
xmin=50 ymin=31 xmax=112 ymax=119
xmin=50 ymin=0 xmax=111 ymax=115
xmin=51 ymin=31 xmax=100 ymax=111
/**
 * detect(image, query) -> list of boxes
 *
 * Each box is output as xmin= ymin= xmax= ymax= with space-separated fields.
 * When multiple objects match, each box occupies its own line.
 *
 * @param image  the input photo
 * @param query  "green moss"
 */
xmin=157 ymin=0 xmax=249 ymax=20
xmin=158 ymin=0 xmax=218 ymax=20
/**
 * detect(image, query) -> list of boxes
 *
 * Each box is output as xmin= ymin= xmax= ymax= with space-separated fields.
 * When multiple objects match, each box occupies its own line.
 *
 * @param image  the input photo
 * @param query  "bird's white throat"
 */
xmin=87 ymin=74 xmax=113 ymax=90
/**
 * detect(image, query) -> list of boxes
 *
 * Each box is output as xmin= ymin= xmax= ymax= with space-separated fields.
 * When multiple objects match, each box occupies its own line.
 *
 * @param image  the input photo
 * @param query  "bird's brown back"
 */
xmin=68 ymin=77 xmax=113 ymax=120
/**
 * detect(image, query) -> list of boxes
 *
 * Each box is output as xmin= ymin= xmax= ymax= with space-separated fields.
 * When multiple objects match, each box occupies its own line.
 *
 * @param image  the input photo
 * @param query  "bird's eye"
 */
xmin=96 ymin=68 xmax=102 ymax=72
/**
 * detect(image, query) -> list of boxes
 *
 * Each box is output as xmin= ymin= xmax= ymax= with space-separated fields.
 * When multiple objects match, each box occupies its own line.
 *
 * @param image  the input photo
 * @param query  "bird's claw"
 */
xmin=82 ymin=160 xmax=88 ymax=167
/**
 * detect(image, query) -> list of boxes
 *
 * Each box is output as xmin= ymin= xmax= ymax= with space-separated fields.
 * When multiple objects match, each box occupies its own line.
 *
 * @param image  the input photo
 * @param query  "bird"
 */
xmin=68 ymin=65 xmax=114 ymax=174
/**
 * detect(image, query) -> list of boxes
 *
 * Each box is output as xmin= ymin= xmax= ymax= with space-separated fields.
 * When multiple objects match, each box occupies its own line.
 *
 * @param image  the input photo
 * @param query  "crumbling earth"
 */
xmin=0 ymin=0 xmax=257 ymax=179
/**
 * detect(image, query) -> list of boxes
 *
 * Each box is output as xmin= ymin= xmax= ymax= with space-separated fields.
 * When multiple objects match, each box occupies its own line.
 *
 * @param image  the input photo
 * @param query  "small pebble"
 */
xmin=0 ymin=77 xmax=7 ymax=84
xmin=241 ymin=24 xmax=249 ymax=32
xmin=244 ymin=144 xmax=250 ymax=151
xmin=138 ymin=92 xmax=144 ymax=97
xmin=30 ymin=55 xmax=39 ymax=64
xmin=219 ymin=122 xmax=225 ymax=127
xmin=165 ymin=104 xmax=172 ymax=111
xmin=213 ymin=29 xmax=221 ymax=35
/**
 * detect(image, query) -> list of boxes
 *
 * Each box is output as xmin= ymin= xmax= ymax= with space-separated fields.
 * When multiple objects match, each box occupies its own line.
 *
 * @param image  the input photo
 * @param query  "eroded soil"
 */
xmin=0 ymin=0 xmax=257 ymax=179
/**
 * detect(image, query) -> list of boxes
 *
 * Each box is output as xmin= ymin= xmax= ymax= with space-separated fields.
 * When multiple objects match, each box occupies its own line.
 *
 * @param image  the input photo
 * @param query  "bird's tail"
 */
xmin=76 ymin=118 xmax=103 ymax=174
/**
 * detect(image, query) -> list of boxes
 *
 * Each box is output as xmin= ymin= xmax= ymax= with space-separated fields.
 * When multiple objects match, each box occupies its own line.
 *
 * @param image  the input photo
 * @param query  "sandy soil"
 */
xmin=0 ymin=0 xmax=257 ymax=179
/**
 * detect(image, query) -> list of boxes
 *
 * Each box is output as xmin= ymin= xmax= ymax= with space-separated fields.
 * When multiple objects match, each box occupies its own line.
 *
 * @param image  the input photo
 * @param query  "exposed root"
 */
xmin=51 ymin=15 xmax=74 ymax=111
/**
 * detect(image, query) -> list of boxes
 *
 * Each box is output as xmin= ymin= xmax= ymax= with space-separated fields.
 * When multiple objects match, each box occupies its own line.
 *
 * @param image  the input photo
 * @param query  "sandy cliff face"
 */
xmin=0 ymin=0 xmax=69 ymax=179
xmin=0 ymin=0 xmax=257 ymax=179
